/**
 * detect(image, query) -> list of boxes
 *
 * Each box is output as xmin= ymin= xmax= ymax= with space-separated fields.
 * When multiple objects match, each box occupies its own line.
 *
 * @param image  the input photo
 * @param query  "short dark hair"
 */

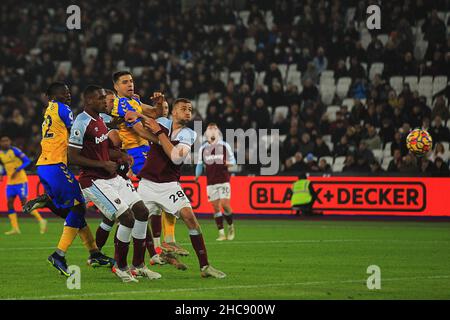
xmin=112 ymin=71 xmax=132 ymax=83
xmin=105 ymin=89 xmax=115 ymax=95
xmin=83 ymin=85 xmax=103 ymax=99
xmin=46 ymin=82 xmax=67 ymax=97
xmin=207 ymin=122 xmax=218 ymax=128
xmin=173 ymin=98 xmax=192 ymax=107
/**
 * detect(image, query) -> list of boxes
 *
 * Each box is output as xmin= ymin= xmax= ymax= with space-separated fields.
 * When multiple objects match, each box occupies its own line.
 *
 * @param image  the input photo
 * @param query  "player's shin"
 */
xmin=150 ymin=214 xmax=162 ymax=249
xmin=131 ymin=219 xmax=148 ymax=267
xmin=189 ymin=229 xmax=209 ymax=268
xmin=162 ymin=211 xmax=176 ymax=243
xmin=96 ymin=221 xmax=112 ymax=250
xmin=145 ymin=224 xmax=157 ymax=257
xmin=78 ymin=224 xmax=99 ymax=254
xmin=115 ymin=224 xmax=132 ymax=270
xmin=56 ymin=209 xmax=86 ymax=255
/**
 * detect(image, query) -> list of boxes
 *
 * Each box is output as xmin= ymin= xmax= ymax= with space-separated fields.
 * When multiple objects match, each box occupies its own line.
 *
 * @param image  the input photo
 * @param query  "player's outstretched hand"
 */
xmin=145 ymin=118 xmax=162 ymax=134
xmin=104 ymin=161 xmax=118 ymax=175
xmin=151 ymin=92 xmax=165 ymax=106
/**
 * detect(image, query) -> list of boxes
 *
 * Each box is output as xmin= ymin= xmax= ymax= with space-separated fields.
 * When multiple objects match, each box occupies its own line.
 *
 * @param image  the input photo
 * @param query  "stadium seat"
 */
xmin=229 ymin=71 xmax=241 ymax=85
xmin=274 ymin=106 xmax=289 ymax=120
xmin=342 ymin=98 xmax=355 ymax=111
xmin=418 ymin=81 xmax=433 ymax=98
xmin=389 ymin=76 xmax=404 ymax=94
xmin=404 ymin=76 xmax=419 ymax=92
xmin=433 ymin=76 xmax=448 ymax=95
xmin=110 ymin=33 xmax=124 ymax=48
xmin=322 ymin=135 xmax=332 ymax=144
xmin=336 ymin=78 xmax=351 ymax=99
xmin=244 ymin=37 xmax=256 ymax=52
xmin=319 ymin=156 xmax=334 ymax=166
xmin=278 ymin=64 xmax=288 ymax=82
xmin=132 ymin=66 xmax=144 ymax=77
xmin=196 ymin=93 xmax=209 ymax=118
xmin=286 ymin=70 xmax=301 ymax=87
xmin=321 ymin=85 xmax=336 ymax=105
xmin=321 ymin=70 xmax=335 ymax=79
xmin=383 ymin=142 xmax=392 ymax=157
xmin=378 ymin=34 xmax=389 ymax=46
xmin=326 ymin=105 xmax=340 ymax=122
xmin=369 ymin=62 xmax=384 ymax=81
xmin=372 ymin=149 xmax=383 ymax=162
xmin=220 ymin=71 xmax=229 ymax=84
xmin=239 ymin=10 xmax=250 ymax=27
xmin=382 ymin=157 xmax=393 ymax=171
xmin=414 ymin=40 xmax=428 ymax=61
xmin=256 ymin=71 xmax=265 ymax=86
xmin=332 ymin=162 xmax=344 ymax=172
xmin=57 ymin=61 xmax=72 ymax=76
xmin=334 ymin=156 xmax=346 ymax=165
xmin=84 ymin=47 xmax=98 ymax=63
xmin=325 ymin=141 xmax=334 ymax=152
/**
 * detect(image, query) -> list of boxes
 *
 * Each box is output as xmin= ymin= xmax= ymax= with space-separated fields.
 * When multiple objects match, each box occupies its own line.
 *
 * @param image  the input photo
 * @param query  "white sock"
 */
xmin=219 ymin=229 xmax=225 ymax=236
xmin=117 ymin=224 xmax=132 ymax=243
xmin=131 ymin=219 xmax=148 ymax=240
xmin=100 ymin=222 xmax=112 ymax=232
xmin=153 ymin=237 xmax=161 ymax=248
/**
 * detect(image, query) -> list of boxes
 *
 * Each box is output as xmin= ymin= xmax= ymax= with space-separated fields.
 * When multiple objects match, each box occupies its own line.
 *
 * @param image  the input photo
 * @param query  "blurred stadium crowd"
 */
xmin=0 ymin=0 xmax=449 ymax=176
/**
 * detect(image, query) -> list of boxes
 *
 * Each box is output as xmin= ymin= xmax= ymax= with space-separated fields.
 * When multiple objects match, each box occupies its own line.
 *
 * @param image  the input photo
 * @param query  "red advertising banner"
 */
xmin=1 ymin=175 xmax=450 ymax=216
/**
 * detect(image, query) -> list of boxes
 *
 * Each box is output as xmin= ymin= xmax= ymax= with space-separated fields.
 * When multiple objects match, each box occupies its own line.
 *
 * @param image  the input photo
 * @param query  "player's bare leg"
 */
xmin=5 ymin=197 xmax=21 ymax=235
xmin=20 ymin=198 xmax=47 ymax=234
xmin=221 ymin=199 xmax=235 ymax=240
xmin=211 ymin=199 xmax=226 ymax=241
xmin=129 ymin=201 xmax=161 ymax=280
xmin=179 ymin=206 xmax=226 ymax=278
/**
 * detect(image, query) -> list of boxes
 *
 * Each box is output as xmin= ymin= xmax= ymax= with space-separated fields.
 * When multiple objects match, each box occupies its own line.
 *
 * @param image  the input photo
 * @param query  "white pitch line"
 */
xmin=0 ymin=238 xmax=449 ymax=252
xmin=6 ymin=275 xmax=450 ymax=300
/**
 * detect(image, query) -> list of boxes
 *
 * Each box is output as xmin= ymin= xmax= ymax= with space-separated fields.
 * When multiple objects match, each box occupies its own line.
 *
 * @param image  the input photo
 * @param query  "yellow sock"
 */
xmin=57 ymin=226 xmax=79 ymax=253
xmin=78 ymin=225 xmax=98 ymax=253
xmin=162 ymin=211 xmax=176 ymax=243
xmin=8 ymin=213 xmax=19 ymax=230
xmin=30 ymin=210 xmax=44 ymax=222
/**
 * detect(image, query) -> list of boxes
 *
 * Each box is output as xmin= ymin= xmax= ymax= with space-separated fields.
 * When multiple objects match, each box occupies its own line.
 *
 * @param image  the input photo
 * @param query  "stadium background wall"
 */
xmin=1 ymin=176 xmax=450 ymax=217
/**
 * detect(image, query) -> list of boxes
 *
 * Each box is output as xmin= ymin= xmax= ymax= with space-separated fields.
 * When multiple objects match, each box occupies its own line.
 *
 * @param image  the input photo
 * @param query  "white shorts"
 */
xmin=207 ymin=182 xmax=231 ymax=201
xmin=138 ymin=178 xmax=191 ymax=217
xmin=82 ymin=175 xmax=141 ymax=221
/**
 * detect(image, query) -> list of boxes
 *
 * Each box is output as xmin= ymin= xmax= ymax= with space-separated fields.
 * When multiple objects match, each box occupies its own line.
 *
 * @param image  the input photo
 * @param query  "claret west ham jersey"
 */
xmin=68 ymin=111 xmax=117 ymax=188
xmin=198 ymin=140 xmax=236 ymax=186
xmin=138 ymin=117 xmax=197 ymax=183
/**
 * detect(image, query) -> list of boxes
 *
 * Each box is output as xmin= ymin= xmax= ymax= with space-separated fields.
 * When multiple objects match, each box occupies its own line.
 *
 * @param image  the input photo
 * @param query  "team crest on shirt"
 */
xmin=114 ymin=198 xmax=121 ymax=204
xmin=95 ymin=127 xmax=98 ymax=132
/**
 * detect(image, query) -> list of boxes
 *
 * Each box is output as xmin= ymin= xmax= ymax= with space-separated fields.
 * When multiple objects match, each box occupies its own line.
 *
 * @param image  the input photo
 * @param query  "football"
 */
xmin=406 ymin=128 xmax=433 ymax=156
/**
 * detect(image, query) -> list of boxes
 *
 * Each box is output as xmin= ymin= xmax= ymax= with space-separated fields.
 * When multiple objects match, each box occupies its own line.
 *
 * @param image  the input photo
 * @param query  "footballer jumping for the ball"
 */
xmin=139 ymin=98 xmax=226 ymax=278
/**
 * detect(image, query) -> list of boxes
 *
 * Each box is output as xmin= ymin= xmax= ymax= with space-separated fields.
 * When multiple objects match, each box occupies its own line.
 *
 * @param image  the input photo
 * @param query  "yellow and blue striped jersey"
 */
xmin=0 ymin=147 xmax=31 ymax=185
xmin=36 ymin=100 xmax=74 ymax=166
xmin=111 ymin=96 xmax=148 ymax=150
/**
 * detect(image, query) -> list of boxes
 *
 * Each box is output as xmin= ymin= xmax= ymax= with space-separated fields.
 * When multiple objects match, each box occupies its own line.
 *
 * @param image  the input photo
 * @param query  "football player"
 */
xmin=0 ymin=136 xmax=47 ymax=235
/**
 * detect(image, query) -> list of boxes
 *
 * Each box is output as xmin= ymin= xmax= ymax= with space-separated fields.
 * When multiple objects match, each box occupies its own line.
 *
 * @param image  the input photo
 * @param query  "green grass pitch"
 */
xmin=0 ymin=216 xmax=449 ymax=300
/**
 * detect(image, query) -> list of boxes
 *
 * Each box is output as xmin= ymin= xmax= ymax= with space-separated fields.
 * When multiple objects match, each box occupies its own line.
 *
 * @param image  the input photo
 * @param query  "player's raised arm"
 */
xmin=145 ymin=118 xmax=195 ymax=163
xmin=140 ymin=92 xmax=165 ymax=119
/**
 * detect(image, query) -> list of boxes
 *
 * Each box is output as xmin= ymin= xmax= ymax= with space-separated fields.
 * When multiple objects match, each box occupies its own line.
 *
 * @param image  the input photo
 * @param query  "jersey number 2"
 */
xmin=43 ymin=115 xmax=54 ymax=138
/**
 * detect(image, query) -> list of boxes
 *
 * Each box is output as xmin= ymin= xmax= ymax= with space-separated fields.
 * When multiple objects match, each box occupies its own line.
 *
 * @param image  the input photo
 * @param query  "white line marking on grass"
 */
xmin=6 ymin=275 xmax=450 ymax=300
xmin=0 ymin=238 xmax=449 ymax=251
